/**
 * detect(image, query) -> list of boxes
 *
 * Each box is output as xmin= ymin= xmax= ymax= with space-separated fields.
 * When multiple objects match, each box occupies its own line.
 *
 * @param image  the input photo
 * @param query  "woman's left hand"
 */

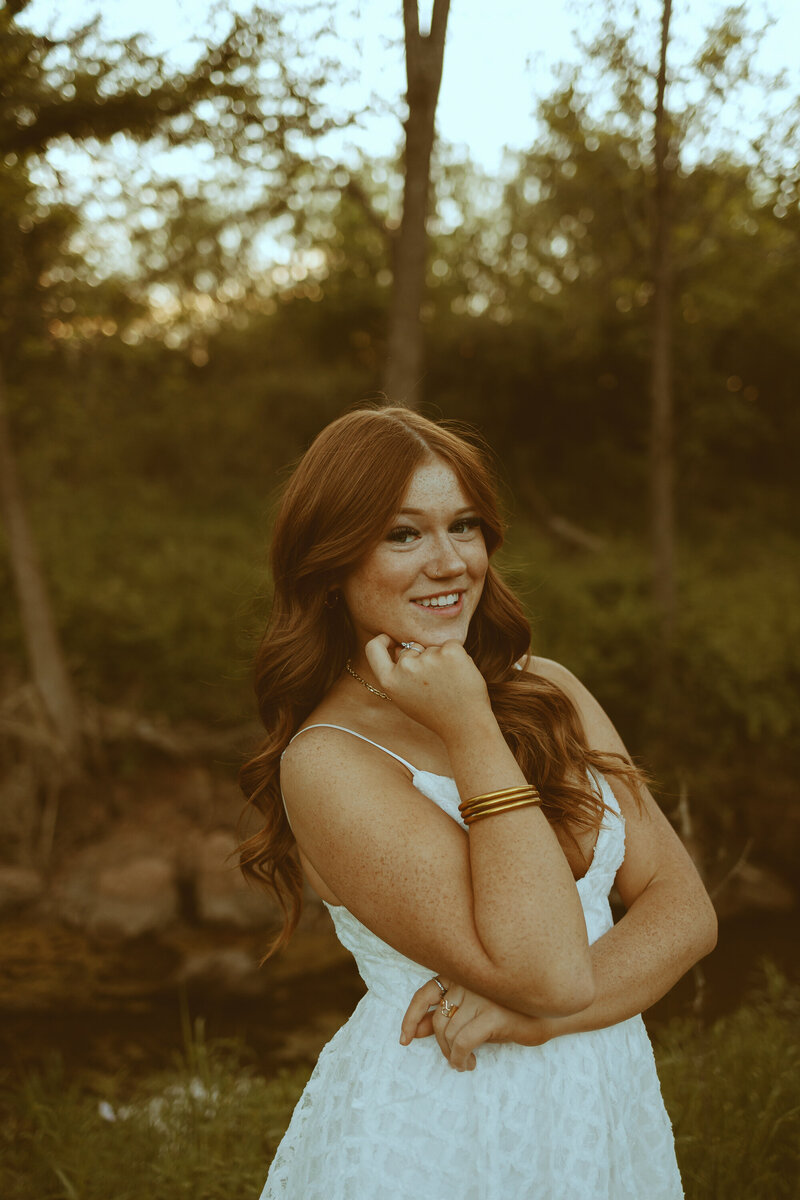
xmin=399 ymin=977 xmax=554 ymax=1071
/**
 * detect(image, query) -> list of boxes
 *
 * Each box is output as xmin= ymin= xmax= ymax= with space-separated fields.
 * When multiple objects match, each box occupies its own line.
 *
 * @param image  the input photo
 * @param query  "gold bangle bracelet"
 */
xmin=462 ymin=796 xmax=544 ymax=825
xmin=461 ymin=797 xmax=540 ymax=820
xmin=458 ymin=786 xmax=538 ymax=815
xmin=459 ymin=787 xmax=540 ymax=816
xmin=463 ymin=797 xmax=543 ymax=825
xmin=459 ymin=785 xmax=534 ymax=808
xmin=463 ymin=802 xmax=542 ymax=824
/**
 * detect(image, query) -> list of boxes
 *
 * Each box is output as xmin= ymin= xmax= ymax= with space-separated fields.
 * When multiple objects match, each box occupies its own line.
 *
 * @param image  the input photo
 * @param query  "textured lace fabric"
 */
xmin=261 ymin=756 xmax=684 ymax=1200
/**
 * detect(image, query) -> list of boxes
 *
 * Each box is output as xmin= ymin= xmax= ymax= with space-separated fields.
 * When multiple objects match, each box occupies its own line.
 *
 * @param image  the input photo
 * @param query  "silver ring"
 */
xmin=432 ymin=976 xmax=448 ymax=997
xmin=399 ymin=641 xmax=423 ymax=654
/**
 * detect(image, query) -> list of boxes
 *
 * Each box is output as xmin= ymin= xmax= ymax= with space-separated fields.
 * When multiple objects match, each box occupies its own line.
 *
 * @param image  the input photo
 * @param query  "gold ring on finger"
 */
xmin=440 ymin=999 xmax=459 ymax=1019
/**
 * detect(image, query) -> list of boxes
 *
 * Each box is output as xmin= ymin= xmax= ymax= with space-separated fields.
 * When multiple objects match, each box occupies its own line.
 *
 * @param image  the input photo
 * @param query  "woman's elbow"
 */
xmin=547 ymin=967 xmax=596 ymax=1016
xmin=547 ymin=981 xmax=595 ymax=1017
xmin=680 ymin=888 xmax=718 ymax=969
xmin=698 ymin=896 xmax=718 ymax=959
xmin=512 ymin=961 xmax=596 ymax=1018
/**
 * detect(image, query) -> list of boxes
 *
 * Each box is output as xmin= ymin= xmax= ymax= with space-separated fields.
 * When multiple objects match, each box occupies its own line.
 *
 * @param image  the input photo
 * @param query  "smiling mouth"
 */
xmin=411 ymin=590 xmax=464 ymax=613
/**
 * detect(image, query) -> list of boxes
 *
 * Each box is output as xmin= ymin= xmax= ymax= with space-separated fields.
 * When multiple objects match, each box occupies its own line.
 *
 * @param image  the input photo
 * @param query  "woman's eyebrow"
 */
xmin=396 ymin=505 xmax=475 ymax=516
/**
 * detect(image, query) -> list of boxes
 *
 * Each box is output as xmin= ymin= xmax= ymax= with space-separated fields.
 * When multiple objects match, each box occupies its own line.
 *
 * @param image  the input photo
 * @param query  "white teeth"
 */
xmin=416 ymin=592 xmax=460 ymax=608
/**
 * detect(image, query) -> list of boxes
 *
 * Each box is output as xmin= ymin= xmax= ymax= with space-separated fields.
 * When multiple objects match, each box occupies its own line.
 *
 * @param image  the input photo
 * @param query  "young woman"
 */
xmin=240 ymin=405 xmax=717 ymax=1200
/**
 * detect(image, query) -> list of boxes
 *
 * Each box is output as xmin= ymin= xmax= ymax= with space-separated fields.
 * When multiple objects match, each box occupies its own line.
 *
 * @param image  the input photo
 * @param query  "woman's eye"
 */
xmin=387 ymin=526 xmax=420 ymax=544
xmin=451 ymin=516 xmax=481 ymax=535
xmin=387 ymin=517 xmax=480 ymax=543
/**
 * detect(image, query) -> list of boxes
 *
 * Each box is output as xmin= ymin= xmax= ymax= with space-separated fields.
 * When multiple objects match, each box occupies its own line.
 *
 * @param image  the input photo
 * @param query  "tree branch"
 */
xmin=517 ymin=478 xmax=606 ymax=554
xmin=403 ymin=0 xmax=420 ymax=46
xmin=343 ymin=177 xmax=396 ymax=244
xmin=429 ymin=0 xmax=452 ymax=47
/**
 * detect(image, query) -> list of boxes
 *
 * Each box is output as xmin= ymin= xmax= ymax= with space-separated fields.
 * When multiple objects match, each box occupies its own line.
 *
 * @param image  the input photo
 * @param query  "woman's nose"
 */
xmin=427 ymin=534 xmax=467 ymax=578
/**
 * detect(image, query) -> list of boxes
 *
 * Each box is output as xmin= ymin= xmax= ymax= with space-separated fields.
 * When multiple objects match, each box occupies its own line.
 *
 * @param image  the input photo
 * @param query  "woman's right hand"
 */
xmin=364 ymin=634 xmax=492 ymax=742
xmin=399 ymin=976 xmax=555 ymax=1071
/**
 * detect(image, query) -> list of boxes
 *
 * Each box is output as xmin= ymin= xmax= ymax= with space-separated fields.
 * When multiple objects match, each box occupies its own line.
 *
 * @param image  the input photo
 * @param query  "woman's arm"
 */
xmin=536 ymin=652 xmax=718 ymax=1025
xmin=401 ymin=825 xmax=716 ymax=1068
xmin=400 ymin=657 xmax=717 ymax=1067
xmin=281 ymin=638 xmax=594 ymax=1018
xmin=545 ymin=821 xmax=717 ymax=1035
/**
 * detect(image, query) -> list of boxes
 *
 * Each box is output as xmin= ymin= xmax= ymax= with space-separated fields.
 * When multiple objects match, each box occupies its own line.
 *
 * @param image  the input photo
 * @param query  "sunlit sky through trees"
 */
xmin=19 ymin=0 xmax=800 ymax=171
xmin=12 ymin=0 xmax=800 ymax=290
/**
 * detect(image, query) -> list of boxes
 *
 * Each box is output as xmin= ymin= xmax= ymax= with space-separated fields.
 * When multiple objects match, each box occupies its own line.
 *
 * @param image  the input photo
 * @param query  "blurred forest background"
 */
xmin=0 ymin=0 xmax=799 ymax=1194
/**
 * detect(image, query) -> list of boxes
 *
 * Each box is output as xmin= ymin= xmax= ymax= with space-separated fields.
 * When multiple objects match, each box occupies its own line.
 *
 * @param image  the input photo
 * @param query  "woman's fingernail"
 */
xmin=399 ymin=1033 xmax=409 ymax=1045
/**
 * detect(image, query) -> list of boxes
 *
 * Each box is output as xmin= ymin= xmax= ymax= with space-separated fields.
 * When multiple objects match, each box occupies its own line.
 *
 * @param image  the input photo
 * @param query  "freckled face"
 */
xmin=341 ymin=457 xmax=489 ymax=652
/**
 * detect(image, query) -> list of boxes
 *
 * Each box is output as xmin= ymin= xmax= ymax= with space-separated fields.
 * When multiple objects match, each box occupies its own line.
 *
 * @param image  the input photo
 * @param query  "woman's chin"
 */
xmin=405 ymin=622 xmax=469 ymax=648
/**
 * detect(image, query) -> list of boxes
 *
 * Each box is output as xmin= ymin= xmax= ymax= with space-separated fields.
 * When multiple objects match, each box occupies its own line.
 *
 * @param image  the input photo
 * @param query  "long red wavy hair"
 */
xmin=240 ymin=405 xmax=643 ymax=954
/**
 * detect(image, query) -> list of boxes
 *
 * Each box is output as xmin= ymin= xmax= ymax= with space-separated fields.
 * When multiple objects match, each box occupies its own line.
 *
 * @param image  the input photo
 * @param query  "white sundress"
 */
xmin=260 ymin=724 xmax=683 ymax=1200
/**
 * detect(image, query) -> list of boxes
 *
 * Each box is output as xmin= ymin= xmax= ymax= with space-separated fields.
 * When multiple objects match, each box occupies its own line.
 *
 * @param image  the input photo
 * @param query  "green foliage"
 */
xmin=0 ymin=0 xmax=348 ymax=372
xmin=429 ymin=84 xmax=800 ymax=511
xmin=505 ymin=523 xmax=800 ymax=753
xmin=0 ymin=2 xmax=797 ymax=855
xmin=0 ymin=316 xmax=374 ymax=718
xmin=1 ymin=977 xmax=798 ymax=1200
xmin=500 ymin=522 xmax=800 ymax=861
xmin=657 ymin=967 xmax=800 ymax=1200
xmin=1 ymin=324 xmax=798 ymax=777
xmin=1 ymin=1 xmax=338 ymax=164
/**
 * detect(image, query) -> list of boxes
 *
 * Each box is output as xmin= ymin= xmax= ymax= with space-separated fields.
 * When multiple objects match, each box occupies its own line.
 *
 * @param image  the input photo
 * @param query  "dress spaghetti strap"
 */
xmin=285 ymin=723 xmax=418 ymax=775
xmin=280 ymin=724 xmax=419 ymax=833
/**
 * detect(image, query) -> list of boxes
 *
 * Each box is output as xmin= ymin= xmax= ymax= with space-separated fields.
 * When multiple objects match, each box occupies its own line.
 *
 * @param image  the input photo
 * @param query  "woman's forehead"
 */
xmin=399 ymin=458 xmax=473 ymax=510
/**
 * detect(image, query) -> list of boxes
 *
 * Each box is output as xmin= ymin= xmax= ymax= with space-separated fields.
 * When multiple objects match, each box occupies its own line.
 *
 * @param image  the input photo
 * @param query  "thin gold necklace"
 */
xmin=345 ymin=658 xmax=392 ymax=701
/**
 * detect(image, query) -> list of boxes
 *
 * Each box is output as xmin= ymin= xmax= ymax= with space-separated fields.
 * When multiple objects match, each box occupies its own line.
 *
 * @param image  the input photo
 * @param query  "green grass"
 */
xmin=657 ymin=965 xmax=800 ymax=1200
xmin=0 ymin=1023 xmax=308 ymax=1200
xmin=2 ymin=972 xmax=798 ymax=1199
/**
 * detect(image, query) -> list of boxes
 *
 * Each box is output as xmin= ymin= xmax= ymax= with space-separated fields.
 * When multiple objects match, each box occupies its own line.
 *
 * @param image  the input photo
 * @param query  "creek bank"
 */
xmin=0 ymin=760 xmax=797 ymax=1082
xmin=0 ymin=761 xmax=345 ymax=1027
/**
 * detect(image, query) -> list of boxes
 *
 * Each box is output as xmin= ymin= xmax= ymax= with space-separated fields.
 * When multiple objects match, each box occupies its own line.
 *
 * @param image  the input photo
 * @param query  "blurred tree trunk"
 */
xmin=0 ymin=362 xmax=82 ymax=763
xmin=383 ymin=0 xmax=451 ymax=408
xmin=650 ymin=0 xmax=676 ymax=669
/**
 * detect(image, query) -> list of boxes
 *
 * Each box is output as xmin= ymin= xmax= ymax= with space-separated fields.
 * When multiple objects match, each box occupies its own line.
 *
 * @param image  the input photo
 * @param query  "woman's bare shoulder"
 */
xmin=283 ymin=683 xmax=374 ymax=759
xmin=281 ymin=720 xmax=380 ymax=780
xmin=518 ymin=653 xmax=584 ymax=694
xmin=518 ymin=654 xmax=626 ymax=755
xmin=280 ymin=703 xmax=412 ymax=793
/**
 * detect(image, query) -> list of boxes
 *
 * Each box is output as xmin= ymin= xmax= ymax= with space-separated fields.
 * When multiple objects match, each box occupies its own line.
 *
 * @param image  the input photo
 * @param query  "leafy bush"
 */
xmin=501 ymin=523 xmax=800 ymax=854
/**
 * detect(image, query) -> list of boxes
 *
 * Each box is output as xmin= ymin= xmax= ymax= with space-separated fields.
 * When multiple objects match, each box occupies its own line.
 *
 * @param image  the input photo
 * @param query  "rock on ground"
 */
xmin=0 ymin=866 xmax=45 ymax=916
